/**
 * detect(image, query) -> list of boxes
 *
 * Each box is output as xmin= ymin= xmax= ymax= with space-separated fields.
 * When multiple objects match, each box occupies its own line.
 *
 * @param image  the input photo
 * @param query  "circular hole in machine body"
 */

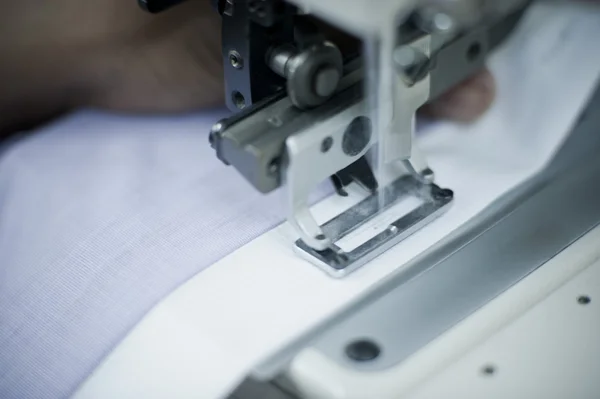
xmin=345 ymin=339 xmax=381 ymax=362
xmin=481 ymin=364 xmax=496 ymax=376
xmin=467 ymin=42 xmax=482 ymax=62
xmin=228 ymin=50 xmax=243 ymax=69
xmin=578 ymin=295 xmax=591 ymax=305
xmin=231 ymin=91 xmax=246 ymax=109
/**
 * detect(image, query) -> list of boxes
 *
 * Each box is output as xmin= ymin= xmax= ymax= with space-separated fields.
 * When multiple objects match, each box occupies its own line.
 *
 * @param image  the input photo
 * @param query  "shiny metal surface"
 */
xmin=295 ymin=176 xmax=453 ymax=278
xmin=210 ymin=60 xmax=363 ymax=195
xmin=283 ymin=79 xmax=373 ymax=251
xmin=280 ymin=41 xmax=344 ymax=109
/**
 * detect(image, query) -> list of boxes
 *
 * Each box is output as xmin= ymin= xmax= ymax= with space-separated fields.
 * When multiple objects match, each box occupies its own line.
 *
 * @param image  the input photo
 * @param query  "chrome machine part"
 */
xmin=208 ymin=2 xmax=526 ymax=194
xmin=209 ymin=10 xmax=524 ymax=222
xmin=294 ymin=176 xmax=453 ymax=277
xmin=227 ymin=85 xmax=600 ymax=399
xmin=382 ymin=33 xmax=432 ymax=166
xmin=282 ymin=69 xmax=374 ymax=251
xmin=210 ymin=60 xmax=365 ymax=195
xmin=201 ymin=0 xmax=530 ymax=277
xmin=208 ymin=3 xmax=528 ymax=274
xmin=219 ymin=0 xmax=297 ymax=112
xmin=285 ymin=0 xmax=419 ymax=38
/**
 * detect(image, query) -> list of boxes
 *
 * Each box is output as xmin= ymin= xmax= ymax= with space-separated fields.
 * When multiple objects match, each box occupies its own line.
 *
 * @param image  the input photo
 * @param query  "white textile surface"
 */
xmin=1 ymin=3 xmax=599 ymax=399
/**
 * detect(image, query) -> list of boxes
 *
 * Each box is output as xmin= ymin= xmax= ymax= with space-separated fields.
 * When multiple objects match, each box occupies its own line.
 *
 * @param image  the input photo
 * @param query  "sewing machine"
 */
xmin=203 ymin=0 xmax=531 ymax=277
xmin=107 ymin=1 xmax=600 ymax=398
xmin=204 ymin=1 xmax=600 ymax=397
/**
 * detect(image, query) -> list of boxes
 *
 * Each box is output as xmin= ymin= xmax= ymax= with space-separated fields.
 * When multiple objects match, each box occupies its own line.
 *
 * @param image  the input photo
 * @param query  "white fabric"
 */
xmin=72 ymin=3 xmax=600 ymax=399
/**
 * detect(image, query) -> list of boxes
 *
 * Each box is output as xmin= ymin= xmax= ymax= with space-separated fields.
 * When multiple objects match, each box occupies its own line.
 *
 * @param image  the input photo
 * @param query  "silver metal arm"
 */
xmin=208 ymin=0 xmax=531 ymax=277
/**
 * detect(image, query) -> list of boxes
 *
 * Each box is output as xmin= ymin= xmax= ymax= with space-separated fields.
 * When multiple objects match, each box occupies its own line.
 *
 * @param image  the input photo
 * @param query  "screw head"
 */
xmin=267 ymin=158 xmax=280 ymax=176
xmin=231 ymin=91 xmax=246 ymax=109
xmin=228 ymin=50 xmax=243 ymax=69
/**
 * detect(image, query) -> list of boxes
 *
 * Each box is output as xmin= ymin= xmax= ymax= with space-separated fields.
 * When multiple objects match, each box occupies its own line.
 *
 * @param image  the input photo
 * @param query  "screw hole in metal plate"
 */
xmin=345 ymin=339 xmax=381 ymax=362
xmin=577 ymin=295 xmax=591 ymax=305
xmin=481 ymin=364 xmax=497 ymax=376
xmin=228 ymin=50 xmax=244 ymax=69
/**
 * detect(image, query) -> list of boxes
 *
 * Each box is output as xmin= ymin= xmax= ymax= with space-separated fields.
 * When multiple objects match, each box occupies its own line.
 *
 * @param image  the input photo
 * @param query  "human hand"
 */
xmin=0 ymin=0 xmax=495 ymax=135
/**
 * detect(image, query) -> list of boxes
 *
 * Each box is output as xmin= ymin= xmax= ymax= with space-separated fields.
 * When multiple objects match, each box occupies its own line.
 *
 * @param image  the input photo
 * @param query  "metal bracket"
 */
xmin=295 ymin=176 xmax=453 ymax=278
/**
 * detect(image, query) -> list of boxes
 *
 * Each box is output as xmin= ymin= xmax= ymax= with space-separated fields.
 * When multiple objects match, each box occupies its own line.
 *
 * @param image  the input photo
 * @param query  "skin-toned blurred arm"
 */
xmin=0 ymin=0 xmax=223 ymax=134
xmin=0 ymin=0 xmax=495 ymax=136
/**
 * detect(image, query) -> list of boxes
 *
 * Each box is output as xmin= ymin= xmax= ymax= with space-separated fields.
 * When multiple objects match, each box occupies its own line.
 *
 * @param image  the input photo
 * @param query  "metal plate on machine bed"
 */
xmin=295 ymin=176 xmax=453 ymax=277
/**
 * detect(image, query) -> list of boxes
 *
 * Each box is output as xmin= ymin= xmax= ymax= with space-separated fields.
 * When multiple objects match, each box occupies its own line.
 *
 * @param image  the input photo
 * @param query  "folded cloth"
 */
xmin=1 ymin=2 xmax=599 ymax=399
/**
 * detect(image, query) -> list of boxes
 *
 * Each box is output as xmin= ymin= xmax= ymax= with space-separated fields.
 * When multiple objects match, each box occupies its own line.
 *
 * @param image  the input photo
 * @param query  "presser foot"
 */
xmin=294 ymin=174 xmax=454 ymax=278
